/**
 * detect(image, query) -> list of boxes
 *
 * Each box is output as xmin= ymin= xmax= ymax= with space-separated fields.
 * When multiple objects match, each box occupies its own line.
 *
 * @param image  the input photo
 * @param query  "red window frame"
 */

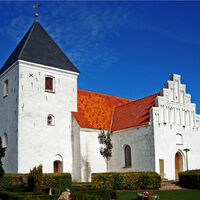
xmin=45 ymin=77 xmax=53 ymax=91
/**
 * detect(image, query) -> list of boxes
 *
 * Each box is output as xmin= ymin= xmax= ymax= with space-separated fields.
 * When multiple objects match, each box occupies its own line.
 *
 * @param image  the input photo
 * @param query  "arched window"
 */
xmin=176 ymin=133 xmax=183 ymax=145
xmin=47 ymin=114 xmax=55 ymax=126
xmin=124 ymin=145 xmax=132 ymax=167
xmin=3 ymin=133 xmax=8 ymax=148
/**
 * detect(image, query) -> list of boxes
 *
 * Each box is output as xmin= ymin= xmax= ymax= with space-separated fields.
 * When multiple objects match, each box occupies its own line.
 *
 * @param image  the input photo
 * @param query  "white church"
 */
xmin=0 ymin=21 xmax=200 ymax=182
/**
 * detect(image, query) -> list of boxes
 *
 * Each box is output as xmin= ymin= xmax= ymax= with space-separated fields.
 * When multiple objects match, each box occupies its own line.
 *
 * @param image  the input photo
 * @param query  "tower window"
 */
xmin=45 ymin=76 xmax=54 ymax=92
xmin=4 ymin=80 xmax=8 ymax=97
xmin=47 ymin=114 xmax=55 ymax=126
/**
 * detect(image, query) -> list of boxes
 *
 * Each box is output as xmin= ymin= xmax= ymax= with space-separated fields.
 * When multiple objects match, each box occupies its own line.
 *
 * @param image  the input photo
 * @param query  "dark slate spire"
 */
xmin=0 ymin=21 xmax=80 ymax=75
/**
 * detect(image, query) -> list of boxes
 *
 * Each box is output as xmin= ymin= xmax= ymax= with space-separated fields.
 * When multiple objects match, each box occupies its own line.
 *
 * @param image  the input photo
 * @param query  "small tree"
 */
xmin=0 ymin=137 xmax=5 ymax=178
xmin=98 ymin=129 xmax=113 ymax=171
xmin=28 ymin=164 xmax=43 ymax=193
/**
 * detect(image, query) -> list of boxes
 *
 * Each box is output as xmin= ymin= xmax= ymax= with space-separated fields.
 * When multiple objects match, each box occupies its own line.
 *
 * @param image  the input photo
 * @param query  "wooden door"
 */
xmin=159 ymin=159 xmax=164 ymax=179
xmin=54 ymin=161 xmax=58 ymax=173
xmin=175 ymin=153 xmax=181 ymax=179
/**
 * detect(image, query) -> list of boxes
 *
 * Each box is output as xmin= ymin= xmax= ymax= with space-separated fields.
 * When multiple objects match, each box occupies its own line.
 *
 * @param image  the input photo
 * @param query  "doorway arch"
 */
xmin=175 ymin=151 xmax=183 ymax=179
xmin=53 ymin=160 xmax=63 ymax=173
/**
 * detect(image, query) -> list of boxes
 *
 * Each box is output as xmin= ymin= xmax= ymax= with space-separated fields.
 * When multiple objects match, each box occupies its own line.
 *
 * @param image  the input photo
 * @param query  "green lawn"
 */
xmin=118 ymin=190 xmax=200 ymax=200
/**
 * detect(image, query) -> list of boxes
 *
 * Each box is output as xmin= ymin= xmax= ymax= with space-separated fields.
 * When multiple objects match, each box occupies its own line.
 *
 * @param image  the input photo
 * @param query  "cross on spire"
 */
xmin=32 ymin=2 xmax=40 ymax=18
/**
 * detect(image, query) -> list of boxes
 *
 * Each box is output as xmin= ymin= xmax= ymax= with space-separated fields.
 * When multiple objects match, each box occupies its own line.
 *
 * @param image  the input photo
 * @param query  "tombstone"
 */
xmin=58 ymin=192 xmax=71 ymax=200
xmin=20 ymin=176 xmax=27 ymax=184
xmin=49 ymin=188 xmax=52 ymax=195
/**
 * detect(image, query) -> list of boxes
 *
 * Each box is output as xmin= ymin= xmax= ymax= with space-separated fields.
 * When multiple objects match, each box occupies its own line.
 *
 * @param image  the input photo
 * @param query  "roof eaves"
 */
xmin=112 ymin=122 xmax=149 ymax=132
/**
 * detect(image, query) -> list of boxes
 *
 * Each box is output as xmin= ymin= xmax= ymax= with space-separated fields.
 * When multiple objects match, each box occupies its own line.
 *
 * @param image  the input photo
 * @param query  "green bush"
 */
xmin=0 ymin=172 xmax=72 ymax=193
xmin=179 ymin=170 xmax=200 ymax=189
xmin=0 ymin=191 xmax=59 ymax=200
xmin=0 ymin=191 xmax=28 ymax=200
xmin=0 ymin=174 xmax=28 ymax=191
xmin=70 ymin=189 xmax=113 ymax=200
xmin=43 ymin=173 xmax=71 ymax=192
xmin=28 ymin=165 xmax=43 ymax=193
xmin=92 ymin=172 xmax=161 ymax=190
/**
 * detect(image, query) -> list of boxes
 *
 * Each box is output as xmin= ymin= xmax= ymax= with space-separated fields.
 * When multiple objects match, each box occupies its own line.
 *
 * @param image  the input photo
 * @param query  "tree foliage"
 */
xmin=0 ymin=137 xmax=5 ymax=178
xmin=28 ymin=164 xmax=43 ymax=193
xmin=98 ymin=129 xmax=113 ymax=161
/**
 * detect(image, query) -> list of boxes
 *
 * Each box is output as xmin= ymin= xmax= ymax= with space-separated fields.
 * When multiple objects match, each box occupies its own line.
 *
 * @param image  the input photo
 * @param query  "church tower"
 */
xmin=0 ymin=21 xmax=80 ymax=173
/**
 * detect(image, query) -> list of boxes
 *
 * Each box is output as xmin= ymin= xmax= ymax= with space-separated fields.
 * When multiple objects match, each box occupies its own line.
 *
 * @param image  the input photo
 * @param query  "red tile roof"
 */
xmin=72 ymin=89 xmax=133 ymax=130
xmin=111 ymin=93 xmax=159 ymax=131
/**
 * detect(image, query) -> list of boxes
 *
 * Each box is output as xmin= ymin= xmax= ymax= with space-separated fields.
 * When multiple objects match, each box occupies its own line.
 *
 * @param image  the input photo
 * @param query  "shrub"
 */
xmin=0 ymin=174 xmax=28 ymax=191
xmin=0 ymin=191 xmax=59 ymax=200
xmin=179 ymin=170 xmax=200 ymax=189
xmin=0 ymin=172 xmax=72 ymax=193
xmin=0 ymin=191 xmax=28 ymax=200
xmin=92 ymin=172 xmax=161 ymax=190
xmin=28 ymin=165 xmax=43 ymax=193
xmin=70 ymin=189 xmax=112 ymax=200
xmin=43 ymin=173 xmax=71 ymax=192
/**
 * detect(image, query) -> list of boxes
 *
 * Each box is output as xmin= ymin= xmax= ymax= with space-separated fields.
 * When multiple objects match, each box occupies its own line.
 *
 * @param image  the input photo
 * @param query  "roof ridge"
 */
xmin=78 ymin=88 xmax=134 ymax=101
xmin=114 ymin=92 xmax=160 ymax=110
xmin=18 ymin=21 xmax=35 ymax=59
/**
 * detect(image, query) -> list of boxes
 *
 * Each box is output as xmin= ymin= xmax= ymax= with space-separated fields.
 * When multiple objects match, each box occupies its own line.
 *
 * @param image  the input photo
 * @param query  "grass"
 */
xmin=118 ymin=190 xmax=200 ymax=200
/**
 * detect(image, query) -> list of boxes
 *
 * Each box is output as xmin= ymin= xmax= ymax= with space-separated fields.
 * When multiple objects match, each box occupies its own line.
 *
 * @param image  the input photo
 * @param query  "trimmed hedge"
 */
xmin=43 ymin=173 xmax=71 ymax=191
xmin=0 ymin=191 xmax=59 ymax=200
xmin=0 ymin=173 xmax=71 ymax=192
xmin=0 ymin=174 xmax=28 ymax=191
xmin=92 ymin=172 xmax=161 ymax=190
xmin=70 ymin=190 xmax=114 ymax=200
xmin=179 ymin=170 xmax=200 ymax=189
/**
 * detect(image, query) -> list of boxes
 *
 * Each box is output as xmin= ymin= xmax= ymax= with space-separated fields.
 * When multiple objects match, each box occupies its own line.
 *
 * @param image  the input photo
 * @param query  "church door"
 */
xmin=54 ymin=161 xmax=58 ymax=173
xmin=53 ymin=160 xmax=63 ymax=173
xmin=175 ymin=152 xmax=183 ymax=179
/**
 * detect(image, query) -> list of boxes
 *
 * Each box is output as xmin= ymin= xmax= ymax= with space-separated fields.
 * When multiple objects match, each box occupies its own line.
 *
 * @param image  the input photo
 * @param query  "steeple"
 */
xmin=0 ymin=21 xmax=80 ymax=75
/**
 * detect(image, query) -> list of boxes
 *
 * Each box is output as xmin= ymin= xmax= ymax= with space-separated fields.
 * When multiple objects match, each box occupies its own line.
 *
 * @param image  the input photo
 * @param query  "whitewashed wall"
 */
xmin=71 ymin=116 xmax=81 ymax=181
xmin=17 ymin=60 xmax=78 ymax=173
xmin=109 ymin=125 xmax=155 ymax=172
xmin=152 ymin=74 xmax=200 ymax=180
xmin=0 ymin=62 xmax=19 ymax=173
xmin=79 ymin=128 xmax=107 ymax=182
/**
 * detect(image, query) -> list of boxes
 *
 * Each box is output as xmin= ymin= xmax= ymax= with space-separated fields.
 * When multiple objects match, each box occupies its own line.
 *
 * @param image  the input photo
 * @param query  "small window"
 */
xmin=2 ymin=133 xmax=8 ymax=148
xmin=4 ymin=80 xmax=8 ymax=97
xmin=45 ymin=76 xmax=54 ymax=92
xmin=47 ymin=114 xmax=55 ymax=126
xmin=176 ymin=133 xmax=183 ymax=145
xmin=124 ymin=145 xmax=132 ymax=167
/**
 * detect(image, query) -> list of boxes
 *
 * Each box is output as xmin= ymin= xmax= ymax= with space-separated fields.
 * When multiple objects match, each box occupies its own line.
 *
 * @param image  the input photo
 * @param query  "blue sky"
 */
xmin=0 ymin=1 xmax=200 ymax=113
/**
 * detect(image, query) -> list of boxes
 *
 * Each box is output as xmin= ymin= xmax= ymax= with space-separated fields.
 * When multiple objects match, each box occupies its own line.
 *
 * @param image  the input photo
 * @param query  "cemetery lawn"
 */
xmin=118 ymin=190 xmax=200 ymax=200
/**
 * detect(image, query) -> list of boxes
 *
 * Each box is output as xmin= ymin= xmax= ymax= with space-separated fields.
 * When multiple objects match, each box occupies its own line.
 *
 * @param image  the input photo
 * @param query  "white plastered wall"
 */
xmin=79 ymin=128 xmax=107 ymax=182
xmin=71 ymin=115 xmax=81 ymax=181
xmin=152 ymin=74 xmax=200 ymax=180
xmin=109 ymin=125 xmax=155 ymax=172
xmin=17 ymin=60 xmax=78 ymax=173
xmin=0 ymin=62 xmax=19 ymax=173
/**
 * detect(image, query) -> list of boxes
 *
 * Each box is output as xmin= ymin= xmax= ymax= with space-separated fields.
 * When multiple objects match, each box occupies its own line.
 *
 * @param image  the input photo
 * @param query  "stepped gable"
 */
xmin=72 ymin=89 xmax=133 ymax=130
xmin=0 ymin=21 xmax=80 ymax=75
xmin=111 ymin=93 xmax=160 ymax=131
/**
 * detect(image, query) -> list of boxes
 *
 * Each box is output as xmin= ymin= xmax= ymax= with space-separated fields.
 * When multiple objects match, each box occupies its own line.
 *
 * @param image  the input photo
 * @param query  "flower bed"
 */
xmin=137 ymin=191 xmax=159 ymax=200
